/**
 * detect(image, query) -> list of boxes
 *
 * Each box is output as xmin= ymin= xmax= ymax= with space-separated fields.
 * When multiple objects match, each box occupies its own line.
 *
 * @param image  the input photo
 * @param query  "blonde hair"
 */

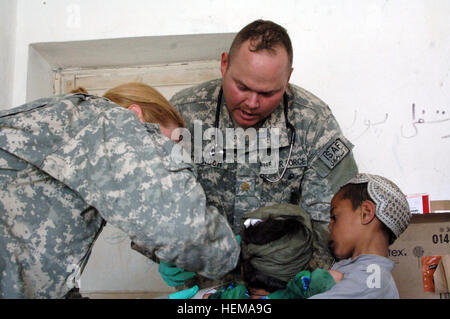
xmin=69 ymin=87 xmax=89 ymax=94
xmin=70 ymin=83 xmax=185 ymax=128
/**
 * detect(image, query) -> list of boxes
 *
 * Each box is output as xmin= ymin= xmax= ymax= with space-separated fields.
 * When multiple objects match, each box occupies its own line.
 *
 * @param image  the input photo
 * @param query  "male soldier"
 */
xmin=0 ymin=93 xmax=239 ymax=298
xmin=167 ymin=19 xmax=358 ymax=288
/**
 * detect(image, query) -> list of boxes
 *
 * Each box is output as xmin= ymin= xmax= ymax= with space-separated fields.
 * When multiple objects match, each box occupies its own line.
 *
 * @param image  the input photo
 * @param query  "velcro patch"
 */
xmin=319 ymin=138 xmax=350 ymax=169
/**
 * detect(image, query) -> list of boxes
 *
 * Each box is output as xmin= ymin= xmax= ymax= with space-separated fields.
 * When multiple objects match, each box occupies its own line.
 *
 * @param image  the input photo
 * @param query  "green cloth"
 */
xmin=240 ymin=204 xmax=314 ymax=282
xmin=269 ymin=268 xmax=336 ymax=299
xmin=208 ymin=269 xmax=336 ymax=299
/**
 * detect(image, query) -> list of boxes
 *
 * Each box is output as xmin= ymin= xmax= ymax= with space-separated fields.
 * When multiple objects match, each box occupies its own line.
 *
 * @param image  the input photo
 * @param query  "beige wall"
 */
xmin=0 ymin=0 xmax=17 ymax=109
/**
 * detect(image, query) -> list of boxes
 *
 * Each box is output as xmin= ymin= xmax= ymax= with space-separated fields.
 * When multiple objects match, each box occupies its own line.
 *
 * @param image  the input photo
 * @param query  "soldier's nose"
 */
xmin=245 ymin=93 xmax=259 ymax=110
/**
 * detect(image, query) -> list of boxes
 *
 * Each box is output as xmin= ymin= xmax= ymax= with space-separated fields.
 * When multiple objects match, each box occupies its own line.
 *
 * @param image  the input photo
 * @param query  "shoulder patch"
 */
xmin=319 ymin=138 xmax=350 ymax=169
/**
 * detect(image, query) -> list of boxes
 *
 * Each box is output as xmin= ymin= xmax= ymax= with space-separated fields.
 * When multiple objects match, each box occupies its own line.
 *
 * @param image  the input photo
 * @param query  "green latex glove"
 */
xmin=159 ymin=261 xmax=197 ymax=287
xmin=168 ymin=285 xmax=199 ymax=299
xmin=235 ymin=235 xmax=241 ymax=245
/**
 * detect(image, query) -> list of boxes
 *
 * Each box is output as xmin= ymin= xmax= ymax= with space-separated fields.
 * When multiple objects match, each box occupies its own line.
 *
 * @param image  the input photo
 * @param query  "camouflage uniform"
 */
xmin=171 ymin=79 xmax=359 ymax=274
xmin=0 ymin=93 xmax=239 ymax=298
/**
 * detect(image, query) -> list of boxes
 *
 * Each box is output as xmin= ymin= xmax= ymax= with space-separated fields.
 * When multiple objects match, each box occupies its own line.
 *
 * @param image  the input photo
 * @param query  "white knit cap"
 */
xmin=346 ymin=173 xmax=411 ymax=243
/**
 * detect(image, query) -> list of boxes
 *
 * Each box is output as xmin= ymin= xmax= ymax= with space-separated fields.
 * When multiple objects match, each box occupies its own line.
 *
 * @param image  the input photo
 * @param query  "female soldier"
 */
xmin=0 ymin=83 xmax=239 ymax=298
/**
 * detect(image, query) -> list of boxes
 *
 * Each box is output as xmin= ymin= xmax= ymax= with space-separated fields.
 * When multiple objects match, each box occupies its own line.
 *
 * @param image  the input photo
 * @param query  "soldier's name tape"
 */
xmin=169 ymin=122 xmax=349 ymax=175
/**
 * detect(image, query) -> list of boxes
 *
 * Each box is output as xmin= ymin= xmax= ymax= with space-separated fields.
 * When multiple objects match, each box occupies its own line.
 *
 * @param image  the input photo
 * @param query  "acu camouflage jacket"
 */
xmin=0 ymin=94 xmax=239 ymax=298
xmin=171 ymin=79 xmax=359 ymax=232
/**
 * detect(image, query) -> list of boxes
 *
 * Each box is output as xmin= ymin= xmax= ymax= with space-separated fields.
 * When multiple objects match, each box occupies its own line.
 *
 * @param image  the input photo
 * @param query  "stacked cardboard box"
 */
xmin=389 ymin=201 xmax=450 ymax=299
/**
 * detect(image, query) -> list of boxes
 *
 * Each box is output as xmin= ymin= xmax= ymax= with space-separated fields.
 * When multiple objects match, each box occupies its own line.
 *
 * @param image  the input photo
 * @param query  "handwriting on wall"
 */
xmin=344 ymin=103 xmax=449 ymax=140
xmin=401 ymin=104 xmax=450 ymax=139
xmin=346 ymin=111 xmax=389 ymax=140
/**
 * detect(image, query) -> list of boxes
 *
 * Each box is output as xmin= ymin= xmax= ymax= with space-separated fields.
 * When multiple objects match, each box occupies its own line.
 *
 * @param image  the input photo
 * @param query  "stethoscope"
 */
xmin=210 ymin=87 xmax=296 ymax=183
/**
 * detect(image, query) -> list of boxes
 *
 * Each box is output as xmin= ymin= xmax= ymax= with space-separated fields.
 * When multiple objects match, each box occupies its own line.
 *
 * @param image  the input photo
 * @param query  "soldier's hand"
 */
xmin=158 ymin=260 xmax=197 ymax=287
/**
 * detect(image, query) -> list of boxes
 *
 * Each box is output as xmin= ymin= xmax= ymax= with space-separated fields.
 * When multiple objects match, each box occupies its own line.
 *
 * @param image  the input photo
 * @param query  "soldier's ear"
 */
xmin=283 ymin=67 xmax=293 ymax=91
xmin=287 ymin=67 xmax=293 ymax=83
xmin=220 ymin=52 xmax=229 ymax=76
xmin=128 ymin=104 xmax=145 ymax=123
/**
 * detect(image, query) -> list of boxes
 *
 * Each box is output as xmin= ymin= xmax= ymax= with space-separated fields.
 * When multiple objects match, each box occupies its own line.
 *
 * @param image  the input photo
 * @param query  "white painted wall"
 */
xmin=0 ymin=0 xmax=18 ymax=109
xmin=10 ymin=0 xmax=449 ymax=197
xmin=3 ymin=0 xmax=450 ymax=293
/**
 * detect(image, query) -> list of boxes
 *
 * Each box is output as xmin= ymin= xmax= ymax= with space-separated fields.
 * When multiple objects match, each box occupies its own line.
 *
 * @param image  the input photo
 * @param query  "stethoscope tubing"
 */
xmin=211 ymin=87 xmax=295 ymax=183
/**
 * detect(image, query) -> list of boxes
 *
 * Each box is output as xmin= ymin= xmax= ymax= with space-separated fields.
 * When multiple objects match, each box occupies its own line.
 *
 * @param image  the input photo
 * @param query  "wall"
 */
xmin=0 ymin=0 xmax=18 ymax=109
xmin=11 ymin=0 xmax=449 ymax=197
xmin=5 ymin=0 xmax=450 ymax=293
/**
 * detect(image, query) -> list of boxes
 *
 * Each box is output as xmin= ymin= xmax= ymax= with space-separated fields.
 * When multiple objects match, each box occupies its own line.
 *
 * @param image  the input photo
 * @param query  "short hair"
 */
xmin=337 ymin=183 xmax=395 ymax=243
xmin=229 ymin=19 xmax=293 ymax=67
xmin=241 ymin=216 xmax=301 ymax=292
xmin=337 ymin=182 xmax=372 ymax=211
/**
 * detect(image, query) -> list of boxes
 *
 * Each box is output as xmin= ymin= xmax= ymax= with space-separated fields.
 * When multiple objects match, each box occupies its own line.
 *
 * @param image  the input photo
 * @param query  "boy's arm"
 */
xmin=308 ymin=272 xmax=362 ymax=299
xmin=328 ymin=270 xmax=344 ymax=284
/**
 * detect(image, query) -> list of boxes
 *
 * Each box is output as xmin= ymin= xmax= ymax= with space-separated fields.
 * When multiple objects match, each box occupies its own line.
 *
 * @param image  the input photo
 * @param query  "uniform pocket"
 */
xmin=195 ymin=162 xmax=235 ymax=222
xmin=260 ymin=152 xmax=307 ymax=205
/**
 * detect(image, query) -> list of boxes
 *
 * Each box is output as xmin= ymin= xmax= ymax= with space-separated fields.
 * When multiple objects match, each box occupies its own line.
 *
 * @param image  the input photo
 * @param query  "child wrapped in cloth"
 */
xmin=204 ymin=204 xmax=343 ymax=299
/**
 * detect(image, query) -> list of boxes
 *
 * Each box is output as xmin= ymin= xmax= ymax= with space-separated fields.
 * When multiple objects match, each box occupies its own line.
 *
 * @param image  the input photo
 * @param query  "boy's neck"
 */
xmin=351 ymin=232 xmax=390 ymax=260
xmin=352 ymin=246 xmax=388 ymax=260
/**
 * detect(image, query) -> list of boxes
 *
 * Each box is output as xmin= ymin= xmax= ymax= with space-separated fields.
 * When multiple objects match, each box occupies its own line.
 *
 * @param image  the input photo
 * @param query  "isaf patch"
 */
xmin=319 ymin=138 xmax=350 ymax=169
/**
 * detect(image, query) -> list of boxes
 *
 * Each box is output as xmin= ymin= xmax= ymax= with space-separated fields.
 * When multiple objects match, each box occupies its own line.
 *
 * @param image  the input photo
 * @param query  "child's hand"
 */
xmin=328 ymin=270 xmax=343 ymax=284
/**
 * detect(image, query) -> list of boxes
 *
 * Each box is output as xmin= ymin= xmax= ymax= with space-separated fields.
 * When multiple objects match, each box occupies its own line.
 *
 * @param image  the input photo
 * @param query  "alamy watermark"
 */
xmin=66 ymin=3 xmax=81 ymax=29
xmin=366 ymin=263 xmax=381 ymax=289
xmin=170 ymin=120 xmax=281 ymax=174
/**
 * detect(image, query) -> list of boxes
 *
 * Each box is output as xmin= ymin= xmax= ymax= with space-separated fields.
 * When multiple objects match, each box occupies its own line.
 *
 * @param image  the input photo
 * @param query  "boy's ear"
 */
xmin=360 ymin=200 xmax=376 ymax=225
xmin=128 ymin=104 xmax=145 ymax=123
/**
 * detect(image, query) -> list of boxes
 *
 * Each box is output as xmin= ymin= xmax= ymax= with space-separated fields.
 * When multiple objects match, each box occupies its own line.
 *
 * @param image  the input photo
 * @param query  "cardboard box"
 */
xmin=389 ymin=212 xmax=450 ymax=299
xmin=430 ymin=200 xmax=450 ymax=213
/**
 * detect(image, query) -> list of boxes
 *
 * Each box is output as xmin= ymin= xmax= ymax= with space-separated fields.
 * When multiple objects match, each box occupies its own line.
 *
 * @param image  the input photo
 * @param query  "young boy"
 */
xmin=309 ymin=173 xmax=411 ymax=299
